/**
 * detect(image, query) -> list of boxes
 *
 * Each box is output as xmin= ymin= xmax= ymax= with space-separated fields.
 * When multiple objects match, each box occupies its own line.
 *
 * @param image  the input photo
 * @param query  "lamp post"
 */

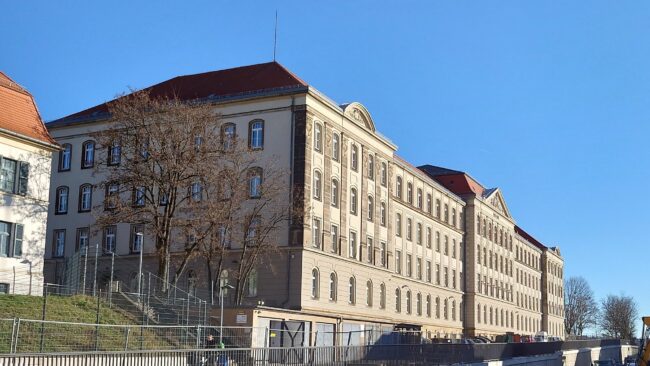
xmin=20 ymin=259 xmax=32 ymax=295
xmin=219 ymin=283 xmax=235 ymax=345
xmin=136 ymin=232 xmax=144 ymax=299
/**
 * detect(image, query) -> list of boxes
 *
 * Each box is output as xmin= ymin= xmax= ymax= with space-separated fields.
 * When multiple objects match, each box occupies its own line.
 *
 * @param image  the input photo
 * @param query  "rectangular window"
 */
xmin=331 ymin=224 xmax=339 ymax=253
xmin=312 ymin=218 xmax=322 ymax=248
xmin=76 ymin=227 xmax=89 ymax=253
xmin=436 ymin=231 xmax=440 ymax=252
xmin=103 ymin=226 xmax=116 ymax=254
xmin=133 ymin=187 xmax=145 ymax=206
xmin=395 ymin=214 xmax=402 ymax=237
xmin=436 ymin=264 xmax=440 ymax=285
xmin=0 ymin=221 xmax=11 ymax=257
xmin=348 ymin=230 xmax=357 ymax=259
xmin=452 ymin=269 xmax=457 ymax=289
xmin=17 ymin=162 xmax=29 ymax=195
xmin=13 ymin=224 xmax=23 ymax=257
xmin=426 ymin=227 xmax=431 ymax=248
xmin=426 ymin=261 xmax=432 ymax=283
xmin=130 ymin=224 xmax=144 ymax=253
xmin=444 ymin=267 xmax=449 ymax=287
xmin=53 ymin=229 xmax=65 ymax=257
xmin=105 ymin=183 xmax=119 ymax=210
xmin=406 ymin=218 xmax=412 ymax=241
xmin=0 ymin=283 xmax=8 ymax=294
xmin=416 ymin=257 xmax=422 ymax=280
xmin=366 ymin=237 xmax=373 ymax=263
xmin=406 ymin=254 xmax=412 ymax=277
xmin=0 ymin=158 xmax=17 ymax=193
xmin=380 ymin=241 xmax=386 ymax=267
xmin=396 ymin=250 xmax=402 ymax=274
xmin=108 ymin=142 xmax=121 ymax=166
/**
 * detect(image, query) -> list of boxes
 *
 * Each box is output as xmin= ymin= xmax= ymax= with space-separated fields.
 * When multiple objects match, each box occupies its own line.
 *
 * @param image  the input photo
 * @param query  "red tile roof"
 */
xmin=418 ymin=165 xmax=486 ymax=196
xmin=515 ymin=225 xmax=547 ymax=250
xmin=51 ymin=61 xmax=309 ymax=124
xmin=0 ymin=72 xmax=57 ymax=145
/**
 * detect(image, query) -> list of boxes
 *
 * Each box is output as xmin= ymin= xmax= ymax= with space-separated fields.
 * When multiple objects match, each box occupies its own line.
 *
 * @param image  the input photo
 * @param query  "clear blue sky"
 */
xmin=3 ymin=1 xmax=649 ymax=331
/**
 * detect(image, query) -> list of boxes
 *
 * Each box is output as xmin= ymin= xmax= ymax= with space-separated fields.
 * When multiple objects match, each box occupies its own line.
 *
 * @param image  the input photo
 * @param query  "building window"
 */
xmin=416 ymin=223 xmax=422 ymax=245
xmin=105 ymin=182 xmax=119 ymax=210
xmin=59 ymin=144 xmax=72 ymax=171
xmin=395 ymin=288 xmax=401 ymax=313
xmin=76 ymin=227 xmax=89 ymax=253
xmin=330 ymin=224 xmax=339 ymax=253
xmin=190 ymin=182 xmax=202 ymax=202
xmin=435 ymin=297 xmax=441 ymax=319
xmin=379 ymin=241 xmax=386 ymax=267
xmin=380 ymin=162 xmax=387 ymax=187
xmin=351 ymin=144 xmax=358 ymax=171
xmin=396 ymin=250 xmax=402 ymax=274
xmin=444 ymin=298 xmax=449 ymax=320
xmin=130 ymin=224 xmax=144 ymax=253
xmin=406 ymin=218 xmax=412 ymax=241
xmin=444 ymin=236 xmax=449 ymax=256
xmin=79 ymin=184 xmax=92 ymax=212
xmin=332 ymin=133 xmax=340 ymax=161
xmin=444 ymin=204 xmax=449 ymax=223
xmin=426 ymin=227 xmax=432 ymax=248
xmin=416 ymin=293 xmax=422 ymax=316
xmin=329 ymin=272 xmax=337 ymax=301
xmin=452 ymin=208 xmax=457 ymax=227
xmin=406 ymin=290 xmax=412 ymax=314
xmin=379 ymin=283 xmax=386 ymax=309
xmin=108 ymin=141 xmax=121 ymax=166
xmin=11 ymin=224 xmax=23 ymax=257
xmin=426 ymin=194 xmax=432 ymax=214
xmin=407 ymin=183 xmax=413 ymax=204
xmin=246 ymin=269 xmax=258 ymax=297
xmin=436 ymin=264 xmax=440 ymax=285
xmin=396 ymin=176 xmax=402 ymax=199
xmin=395 ymin=213 xmax=402 ymax=236
xmin=0 ymin=222 xmax=11 ymax=257
xmin=368 ymin=155 xmax=374 ymax=180
xmin=221 ymin=123 xmax=236 ymax=150
xmin=81 ymin=140 xmax=95 ymax=168
xmin=349 ymin=230 xmax=357 ymax=259
xmin=416 ymin=257 xmax=422 ymax=280
xmin=311 ymin=268 xmax=319 ymax=299
xmin=314 ymin=122 xmax=323 ymax=152
xmin=53 ymin=229 xmax=65 ymax=257
xmin=348 ymin=277 xmax=356 ymax=304
xmin=0 ymin=158 xmax=16 ymax=193
xmin=312 ymin=217 xmax=322 ymax=248
xmin=249 ymin=120 xmax=264 ymax=149
xmin=417 ymin=189 xmax=423 ymax=209
xmin=249 ymin=168 xmax=262 ymax=198
xmin=331 ymin=179 xmax=339 ymax=207
xmin=426 ymin=295 xmax=432 ymax=317
xmin=444 ymin=267 xmax=449 ymax=287
xmin=313 ymin=170 xmax=322 ymax=200
xmin=435 ymin=199 xmax=441 ymax=218
xmin=426 ymin=261 xmax=431 ymax=283
xmin=103 ymin=226 xmax=116 ymax=254
xmin=350 ymin=188 xmax=358 ymax=215
xmin=367 ymin=196 xmax=374 ymax=221
xmin=55 ymin=186 xmax=69 ymax=214
xmin=406 ymin=254 xmax=412 ymax=277
xmin=452 ymin=300 xmax=456 ymax=321
xmin=380 ymin=202 xmax=387 ymax=226
xmin=366 ymin=236 xmax=373 ymax=263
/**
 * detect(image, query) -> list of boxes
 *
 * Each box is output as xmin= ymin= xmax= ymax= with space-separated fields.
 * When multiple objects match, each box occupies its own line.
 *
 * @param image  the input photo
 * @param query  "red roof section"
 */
xmin=55 ymin=62 xmax=308 ymax=123
xmin=515 ymin=225 xmax=547 ymax=250
xmin=0 ymin=72 xmax=56 ymax=145
xmin=432 ymin=173 xmax=485 ymax=196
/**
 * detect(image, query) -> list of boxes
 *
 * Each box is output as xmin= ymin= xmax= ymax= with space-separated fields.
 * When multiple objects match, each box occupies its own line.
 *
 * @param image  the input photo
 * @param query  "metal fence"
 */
xmin=0 ymin=341 xmax=635 ymax=366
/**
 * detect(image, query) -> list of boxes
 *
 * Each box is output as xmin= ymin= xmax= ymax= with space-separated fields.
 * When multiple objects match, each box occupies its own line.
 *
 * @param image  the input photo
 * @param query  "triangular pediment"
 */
xmin=484 ymin=188 xmax=512 ymax=218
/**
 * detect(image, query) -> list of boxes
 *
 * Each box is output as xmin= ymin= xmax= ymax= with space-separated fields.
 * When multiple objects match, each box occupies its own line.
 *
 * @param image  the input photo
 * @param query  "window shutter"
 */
xmin=13 ymin=224 xmax=23 ymax=257
xmin=18 ymin=162 xmax=29 ymax=195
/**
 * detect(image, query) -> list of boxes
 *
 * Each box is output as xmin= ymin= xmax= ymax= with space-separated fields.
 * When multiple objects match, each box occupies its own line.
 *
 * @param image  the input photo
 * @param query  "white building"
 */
xmin=0 ymin=72 xmax=58 ymax=295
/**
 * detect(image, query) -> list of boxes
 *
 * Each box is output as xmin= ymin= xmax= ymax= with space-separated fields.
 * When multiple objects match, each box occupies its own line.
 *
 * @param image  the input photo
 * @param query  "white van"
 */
xmin=534 ymin=331 xmax=549 ymax=342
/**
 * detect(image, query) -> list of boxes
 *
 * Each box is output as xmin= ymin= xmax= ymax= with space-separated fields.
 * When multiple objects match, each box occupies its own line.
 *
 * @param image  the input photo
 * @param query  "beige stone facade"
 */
xmin=43 ymin=62 xmax=563 ymax=341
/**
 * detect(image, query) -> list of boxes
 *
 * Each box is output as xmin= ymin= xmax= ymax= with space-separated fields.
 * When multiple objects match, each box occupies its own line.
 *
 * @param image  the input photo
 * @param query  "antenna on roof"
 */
xmin=273 ymin=10 xmax=278 ymax=61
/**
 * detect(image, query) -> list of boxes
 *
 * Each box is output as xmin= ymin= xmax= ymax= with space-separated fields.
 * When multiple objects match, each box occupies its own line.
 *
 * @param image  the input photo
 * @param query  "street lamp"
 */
xmin=136 ymin=232 xmax=144 ymax=298
xmin=20 ymin=259 xmax=32 ymax=295
xmin=219 ymin=283 xmax=235 ymax=345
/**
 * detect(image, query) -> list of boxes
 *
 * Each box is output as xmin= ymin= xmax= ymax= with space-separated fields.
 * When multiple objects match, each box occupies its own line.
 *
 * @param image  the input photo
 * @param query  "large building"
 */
xmin=0 ymin=72 xmax=58 ymax=295
xmin=43 ymin=62 xmax=563 ymax=342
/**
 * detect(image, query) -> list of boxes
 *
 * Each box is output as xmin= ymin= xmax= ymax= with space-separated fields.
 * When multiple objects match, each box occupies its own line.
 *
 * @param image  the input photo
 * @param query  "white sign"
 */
xmin=236 ymin=314 xmax=247 ymax=324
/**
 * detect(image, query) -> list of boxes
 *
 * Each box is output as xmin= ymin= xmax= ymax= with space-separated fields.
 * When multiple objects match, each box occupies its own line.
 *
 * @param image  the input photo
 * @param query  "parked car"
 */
xmin=534 ymin=331 xmax=549 ymax=342
xmin=593 ymin=359 xmax=617 ymax=366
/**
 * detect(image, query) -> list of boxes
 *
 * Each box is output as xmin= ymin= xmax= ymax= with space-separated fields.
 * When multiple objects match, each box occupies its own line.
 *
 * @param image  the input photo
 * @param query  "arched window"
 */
xmin=55 ymin=186 xmax=69 ymax=214
xmin=249 ymin=120 xmax=264 ymax=149
xmin=368 ymin=155 xmax=374 ymax=180
xmin=350 ymin=188 xmax=358 ymax=215
xmin=79 ymin=184 xmax=92 ymax=212
xmin=332 ymin=133 xmax=340 ymax=161
xmin=396 ymin=177 xmax=403 ymax=199
xmin=59 ymin=143 xmax=72 ymax=171
xmin=379 ymin=283 xmax=386 ymax=309
xmin=452 ymin=300 xmax=456 ymax=321
xmin=416 ymin=223 xmax=422 ymax=245
xmin=435 ymin=199 xmax=441 ymax=218
xmin=444 ymin=203 xmax=449 ymax=222
xmin=380 ymin=162 xmax=387 ymax=186
xmin=406 ymin=290 xmax=412 ymax=314
xmin=221 ymin=123 xmax=236 ymax=150
xmin=395 ymin=288 xmax=401 ymax=313
xmin=380 ymin=202 xmax=386 ymax=226
xmin=366 ymin=280 xmax=373 ymax=307
xmin=351 ymin=144 xmax=358 ymax=171
xmin=311 ymin=268 xmax=319 ymax=299
xmin=406 ymin=218 xmax=412 ymax=241
xmin=426 ymin=295 xmax=432 ymax=317
xmin=348 ymin=277 xmax=356 ymax=305
xmin=81 ymin=140 xmax=95 ymax=168
xmin=435 ymin=297 xmax=440 ymax=319
xmin=367 ymin=195 xmax=374 ymax=221
xmin=249 ymin=168 xmax=263 ymax=198
xmin=417 ymin=189 xmax=423 ymax=209
xmin=247 ymin=269 xmax=258 ymax=297
xmin=426 ymin=194 xmax=432 ymax=214
xmin=108 ymin=140 xmax=121 ymax=166
xmin=416 ymin=293 xmax=422 ymax=316
xmin=331 ymin=179 xmax=339 ymax=207
xmin=329 ymin=272 xmax=337 ymax=301
xmin=407 ymin=183 xmax=413 ymax=204
xmin=313 ymin=170 xmax=322 ymax=200
xmin=314 ymin=122 xmax=323 ymax=152
xmin=490 ymin=307 xmax=494 ymax=325
xmin=444 ymin=298 xmax=449 ymax=320
xmin=395 ymin=213 xmax=402 ymax=236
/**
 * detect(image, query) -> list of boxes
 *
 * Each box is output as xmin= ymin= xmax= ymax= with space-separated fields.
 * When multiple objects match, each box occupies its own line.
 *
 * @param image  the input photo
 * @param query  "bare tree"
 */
xmin=92 ymin=91 xmax=292 ymax=298
xmin=600 ymin=294 xmax=638 ymax=339
xmin=564 ymin=276 xmax=599 ymax=336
